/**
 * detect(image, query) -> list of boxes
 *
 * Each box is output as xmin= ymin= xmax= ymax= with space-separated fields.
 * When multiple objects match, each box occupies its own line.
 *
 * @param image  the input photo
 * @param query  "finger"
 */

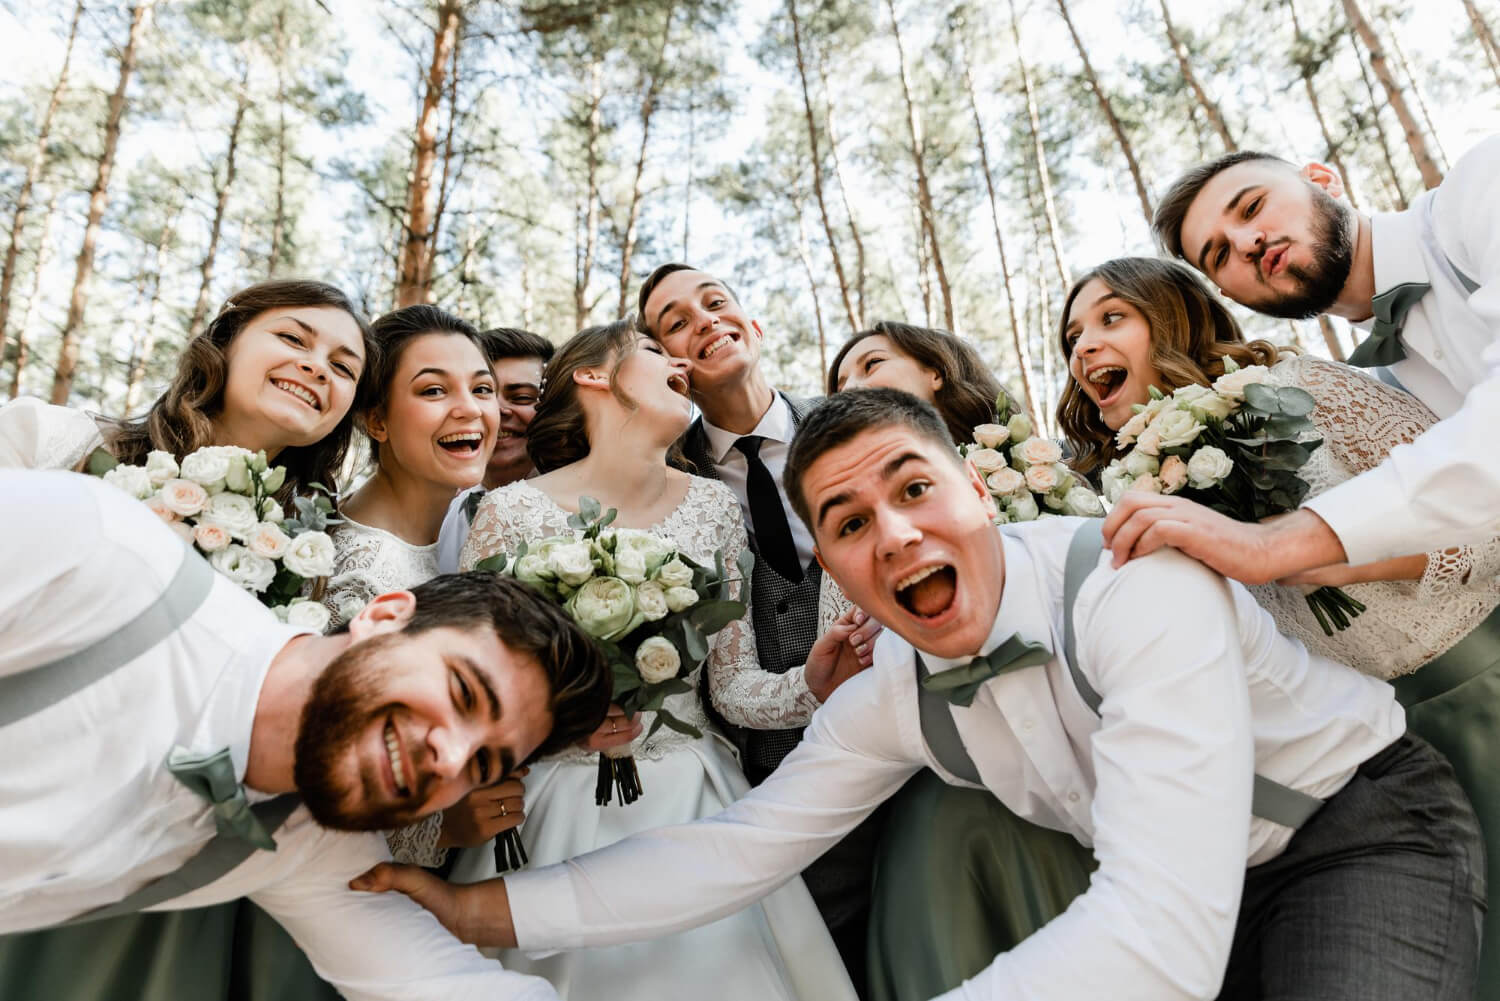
xmin=1106 ymin=507 xmax=1163 ymax=567
xmin=351 ymin=862 xmax=423 ymax=895
xmin=851 ymin=618 xmax=882 ymax=645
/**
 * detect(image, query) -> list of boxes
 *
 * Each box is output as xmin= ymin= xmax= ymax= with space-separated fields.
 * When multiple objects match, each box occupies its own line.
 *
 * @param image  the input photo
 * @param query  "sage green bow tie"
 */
xmin=1347 ymin=281 xmax=1430 ymax=368
xmin=167 ymin=746 xmax=279 ymax=851
xmin=918 ymin=633 xmax=1053 ymax=707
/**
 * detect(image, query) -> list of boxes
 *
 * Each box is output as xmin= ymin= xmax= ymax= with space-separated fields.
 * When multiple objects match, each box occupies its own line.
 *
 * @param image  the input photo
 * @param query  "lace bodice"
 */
xmin=1250 ymin=356 xmax=1500 ymax=677
xmin=461 ymin=477 xmax=820 ymax=758
xmin=819 ymin=574 xmax=857 ymax=636
xmin=0 ymin=398 xmax=104 ymax=471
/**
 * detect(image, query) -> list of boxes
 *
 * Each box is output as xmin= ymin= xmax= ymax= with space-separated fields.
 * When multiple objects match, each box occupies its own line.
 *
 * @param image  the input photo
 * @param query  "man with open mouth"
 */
xmin=0 ymin=468 xmax=609 ymax=1001
xmin=362 ymin=388 xmax=1482 ymax=1001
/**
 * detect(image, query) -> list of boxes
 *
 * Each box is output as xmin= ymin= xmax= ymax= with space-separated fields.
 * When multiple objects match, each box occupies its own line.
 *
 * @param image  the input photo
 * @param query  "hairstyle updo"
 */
xmin=359 ymin=304 xmax=485 ymax=463
xmin=524 ymin=319 xmax=640 ymax=473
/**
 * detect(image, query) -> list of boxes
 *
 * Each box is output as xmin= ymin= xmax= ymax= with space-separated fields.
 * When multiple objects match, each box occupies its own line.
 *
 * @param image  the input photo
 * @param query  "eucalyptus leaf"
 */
xmin=736 ymin=548 xmax=755 ymax=591
xmin=653 ymin=709 xmax=703 ymax=740
xmin=683 ymin=621 xmax=709 ymax=662
xmin=579 ymin=496 xmax=602 ymax=522
xmin=599 ymin=508 xmax=618 ymax=528
xmin=689 ymin=599 xmax=747 ymax=635
xmin=1275 ymin=387 xmax=1316 ymax=417
xmin=1242 ymin=383 xmax=1282 ymax=414
xmin=474 ymin=554 xmax=509 ymax=573
xmin=85 ymin=448 xmax=119 ymax=476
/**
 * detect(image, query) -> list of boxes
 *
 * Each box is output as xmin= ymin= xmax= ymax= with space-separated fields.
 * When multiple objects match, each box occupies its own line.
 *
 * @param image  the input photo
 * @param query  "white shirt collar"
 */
xmin=916 ymin=531 xmax=1055 ymax=676
xmin=1369 ymin=210 xmax=1433 ymax=301
xmin=701 ymin=390 xmax=794 ymax=464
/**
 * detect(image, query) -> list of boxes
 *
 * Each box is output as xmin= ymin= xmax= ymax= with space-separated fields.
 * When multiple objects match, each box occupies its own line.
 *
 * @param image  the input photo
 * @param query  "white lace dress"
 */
xmin=458 ymin=477 xmax=855 ymax=1001
xmin=1249 ymin=356 xmax=1500 ymax=678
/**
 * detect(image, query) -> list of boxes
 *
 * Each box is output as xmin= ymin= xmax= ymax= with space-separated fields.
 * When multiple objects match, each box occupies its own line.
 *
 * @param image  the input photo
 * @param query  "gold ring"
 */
xmin=500 ymin=803 xmax=508 ymax=817
xmin=610 ymin=721 xmax=619 ymax=734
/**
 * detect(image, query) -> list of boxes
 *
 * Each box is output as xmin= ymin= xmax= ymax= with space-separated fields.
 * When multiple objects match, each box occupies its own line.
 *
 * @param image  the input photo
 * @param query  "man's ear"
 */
xmin=749 ymin=319 xmax=765 ymax=342
xmin=347 ymin=590 xmax=417 ymax=641
xmin=1300 ymin=161 xmax=1345 ymax=199
xmin=963 ymin=457 xmax=998 ymax=515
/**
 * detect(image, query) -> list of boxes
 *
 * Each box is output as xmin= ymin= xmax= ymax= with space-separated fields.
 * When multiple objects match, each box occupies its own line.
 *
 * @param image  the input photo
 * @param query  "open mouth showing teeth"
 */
xmin=700 ymin=334 xmax=735 ymax=360
xmin=895 ymin=564 xmax=958 ymax=619
xmin=667 ymin=373 xmax=690 ymax=397
xmin=272 ymin=379 xmax=321 ymax=411
xmin=384 ymin=720 xmax=410 ymax=798
xmin=437 ymin=431 xmax=483 ymax=455
xmin=1086 ymin=366 xmax=1127 ymax=401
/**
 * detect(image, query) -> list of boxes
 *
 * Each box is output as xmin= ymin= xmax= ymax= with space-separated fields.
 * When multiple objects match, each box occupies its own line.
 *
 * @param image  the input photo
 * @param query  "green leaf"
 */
xmin=1257 ymin=440 xmax=1316 ymax=472
xmin=84 ymin=448 xmax=119 ymax=476
xmin=474 ymin=554 xmax=509 ymax=574
xmin=689 ymin=599 xmax=746 ymax=635
xmin=599 ymin=507 xmax=618 ymax=528
xmin=653 ymin=709 xmax=703 ymax=739
xmin=579 ymin=496 xmax=602 ymax=523
xmin=1275 ymin=387 xmax=1316 ymax=417
xmin=683 ymin=621 xmax=709 ymax=662
xmin=735 ymin=548 xmax=755 ymax=592
xmin=1241 ymin=383 xmax=1282 ymax=414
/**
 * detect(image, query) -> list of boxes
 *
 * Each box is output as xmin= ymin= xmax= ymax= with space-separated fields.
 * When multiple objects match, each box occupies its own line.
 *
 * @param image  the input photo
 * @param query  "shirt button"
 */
xmin=775 ymin=600 xmax=789 ymax=614
xmin=1068 ymin=791 xmax=1081 ymax=803
xmin=1022 ymin=719 xmax=1036 ymax=733
xmin=1434 ymin=349 xmax=1445 ymax=360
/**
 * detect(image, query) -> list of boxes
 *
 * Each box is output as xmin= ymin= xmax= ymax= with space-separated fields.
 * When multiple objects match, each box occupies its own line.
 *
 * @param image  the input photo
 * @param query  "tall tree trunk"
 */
xmin=395 ymin=0 xmax=461 ymax=307
xmin=51 ymin=0 xmax=154 ymax=405
xmin=1340 ymin=0 xmax=1442 ymax=189
xmin=188 ymin=58 xmax=253 ymax=338
xmin=616 ymin=2 xmax=676 ymax=318
xmin=1462 ymin=0 xmax=1500 ymax=88
xmin=681 ymin=91 xmax=694 ymax=259
xmin=1007 ymin=0 xmax=1071 ymax=290
xmin=1156 ymin=0 xmax=1235 ymax=150
xmin=912 ymin=203 xmax=932 ymax=327
xmin=1019 ymin=157 xmax=1059 ymax=432
xmin=885 ymin=0 xmax=953 ymax=329
xmin=124 ymin=206 xmax=178 ymax=414
xmin=787 ymin=0 xmax=857 ymax=334
xmin=1 ymin=0 xmax=82 ymax=383
xmin=1384 ymin=26 xmax=1448 ymax=170
xmin=1346 ymin=26 xmax=1407 ymax=209
xmin=955 ymin=24 xmax=1038 ymax=427
xmin=1316 ymin=314 xmax=1346 ymax=362
xmin=816 ymin=60 xmax=867 ymax=328
xmin=1054 ymin=0 xmax=1153 ymax=226
xmin=425 ymin=15 xmax=465 ymax=288
xmin=7 ymin=188 xmax=59 ymax=399
xmin=574 ymin=57 xmax=602 ymax=330
xmin=793 ymin=197 xmax=828 ymax=381
xmin=1286 ymin=0 xmax=1361 ymax=211
xmin=268 ymin=8 xmax=288 ymax=275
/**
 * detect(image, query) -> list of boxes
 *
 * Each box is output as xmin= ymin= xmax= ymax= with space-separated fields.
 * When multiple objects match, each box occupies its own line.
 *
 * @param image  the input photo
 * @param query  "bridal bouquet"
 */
xmin=90 ymin=445 xmax=338 ymax=631
xmin=1099 ymin=359 xmax=1365 ymax=635
xmin=475 ymin=497 xmax=750 ymax=807
xmin=960 ymin=396 xmax=1104 ymax=522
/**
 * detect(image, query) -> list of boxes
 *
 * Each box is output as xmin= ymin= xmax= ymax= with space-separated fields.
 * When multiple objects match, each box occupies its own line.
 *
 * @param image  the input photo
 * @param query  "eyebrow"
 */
xmin=409 ymin=367 xmax=492 ymax=383
xmin=462 ymin=654 xmax=503 ymax=723
xmin=654 ymin=280 xmax=726 ymax=330
xmin=1196 ymin=185 xmax=1255 ymax=273
xmin=500 ymin=381 xmax=540 ymax=393
xmin=279 ymin=315 xmax=364 ymax=366
xmin=814 ymin=451 xmax=925 ymax=530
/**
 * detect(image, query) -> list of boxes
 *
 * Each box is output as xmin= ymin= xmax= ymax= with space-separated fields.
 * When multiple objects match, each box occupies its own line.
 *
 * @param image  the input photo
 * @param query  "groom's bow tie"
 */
xmin=919 ymin=634 xmax=1052 ymax=707
xmin=168 ymin=746 xmax=280 ymax=851
xmin=1347 ymin=281 xmax=1430 ymax=368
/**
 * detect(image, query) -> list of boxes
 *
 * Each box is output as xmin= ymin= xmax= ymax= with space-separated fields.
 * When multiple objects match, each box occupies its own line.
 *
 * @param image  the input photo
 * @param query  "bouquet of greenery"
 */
xmin=91 ymin=445 xmax=338 ymax=629
xmin=1099 ymin=359 xmax=1365 ymax=635
xmin=959 ymin=396 xmax=1104 ymax=522
xmin=475 ymin=496 xmax=752 ymax=807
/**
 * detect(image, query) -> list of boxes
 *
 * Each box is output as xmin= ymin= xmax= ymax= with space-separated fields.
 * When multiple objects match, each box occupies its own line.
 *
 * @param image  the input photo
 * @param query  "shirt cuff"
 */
xmin=507 ymin=863 xmax=585 ymax=952
xmin=1302 ymin=463 xmax=1407 ymax=566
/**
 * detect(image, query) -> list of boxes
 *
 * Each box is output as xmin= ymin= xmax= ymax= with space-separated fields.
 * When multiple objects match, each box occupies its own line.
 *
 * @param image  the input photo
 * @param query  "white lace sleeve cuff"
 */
xmin=385 ymin=812 xmax=447 ymax=866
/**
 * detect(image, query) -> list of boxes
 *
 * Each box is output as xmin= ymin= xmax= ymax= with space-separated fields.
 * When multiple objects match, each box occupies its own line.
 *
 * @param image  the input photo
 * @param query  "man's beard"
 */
xmin=1252 ymin=187 xmax=1354 ymax=320
xmin=293 ymin=633 xmax=426 ymax=832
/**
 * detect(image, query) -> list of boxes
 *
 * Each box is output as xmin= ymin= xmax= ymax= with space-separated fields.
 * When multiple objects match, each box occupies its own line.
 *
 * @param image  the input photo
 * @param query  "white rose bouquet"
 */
xmin=1099 ymin=358 xmax=1363 ymax=634
xmin=959 ymin=396 xmax=1104 ymax=522
xmin=474 ymin=496 xmax=750 ymax=807
xmin=91 ymin=445 xmax=337 ymax=626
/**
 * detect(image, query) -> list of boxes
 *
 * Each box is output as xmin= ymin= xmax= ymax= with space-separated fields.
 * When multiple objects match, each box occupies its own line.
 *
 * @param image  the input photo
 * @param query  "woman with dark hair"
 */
xmin=458 ymin=319 xmax=860 ymax=1001
xmin=1060 ymin=256 xmax=1500 ymax=980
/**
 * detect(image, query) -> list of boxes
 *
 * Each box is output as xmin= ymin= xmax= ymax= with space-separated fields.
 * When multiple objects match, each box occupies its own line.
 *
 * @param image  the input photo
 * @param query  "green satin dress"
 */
xmin=866 ymin=771 xmax=1095 ymax=1001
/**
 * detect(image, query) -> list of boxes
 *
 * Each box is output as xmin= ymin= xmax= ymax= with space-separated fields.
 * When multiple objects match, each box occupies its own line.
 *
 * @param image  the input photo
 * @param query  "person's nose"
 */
xmin=451 ymin=387 xmax=485 ymax=419
xmin=692 ymin=307 xmax=719 ymax=337
xmin=425 ymin=724 xmax=473 ymax=784
xmin=297 ymin=356 xmax=329 ymax=384
xmin=1231 ymin=224 xmax=1264 ymax=261
xmin=874 ymin=510 xmax=922 ymax=560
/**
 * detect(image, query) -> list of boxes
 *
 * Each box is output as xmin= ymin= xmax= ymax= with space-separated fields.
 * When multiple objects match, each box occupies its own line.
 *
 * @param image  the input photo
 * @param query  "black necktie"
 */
xmin=734 ymin=435 xmax=804 ymax=582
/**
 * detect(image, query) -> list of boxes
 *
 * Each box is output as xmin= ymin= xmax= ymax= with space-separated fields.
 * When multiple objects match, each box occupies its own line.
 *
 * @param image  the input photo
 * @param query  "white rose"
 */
xmin=169 ymin=521 xmax=195 ymax=545
xmin=1186 ymin=446 xmax=1234 ymax=489
xmin=986 ymin=468 xmax=1026 ymax=496
xmin=1149 ymin=409 xmax=1205 ymax=450
xmin=1006 ymin=413 xmax=1034 ymax=442
xmin=1211 ymin=365 xmax=1272 ymax=402
xmin=1100 ymin=463 xmax=1132 ymax=504
xmin=615 ymin=530 xmax=673 ymax=575
xmin=193 ymin=522 xmax=232 ymax=552
xmin=972 ymin=423 xmax=1010 ymax=448
xmin=179 ymin=449 xmax=233 ymax=491
xmin=1122 ymin=449 xmax=1160 ymax=478
xmin=567 ymin=576 xmax=638 ymax=639
xmin=1134 ymin=426 xmax=1162 ymax=456
xmin=143 ymin=495 xmax=177 ymax=523
xmin=144 ymin=450 xmax=180 ymax=486
xmin=665 ymin=585 xmax=700 ymax=613
xmin=1062 ymin=486 xmax=1105 ymax=517
xmin=513 ymin=553 xmax=555 ymax=588
xmin=966 ymin=447 xmax=1006 ymax=474
xmin=159 ymin=478 xmax=209 ymax=517
xmin=285 ymin=600 xmax=332 ymax=632
xmin=260 ymin=497 xmax=284 ymax=522
xmin=1170 ymin=384 xmax=1213 ymax=408
xmin=247 ymin=522 xmax=292 ymax=560
xmin=635 ymin=636 xmax=682 ymax=684
xmin=613 ymin=548 xmax=649 ymax=585
xmin=1007 ymin=492 xmax=1040 ymax=522
xmin=1115 ymin=409 xmax=1151 ymax=447
xmin=634 ymin=580 xmax=669 ymax=621
xmin=1013 ymin=437 xmax=1063 ymax=468
xmin=209 ymin=544 xmax=277 ymax=593
xmin=200 ymin=492 xmax=260 ymax=540
xmin=103 ymin=463 xmax=154 ymax=499
xmin=1024 ymin=464 xmax=1059 ymax=494
xmin=1127 ymin=474 xmax=1163 ymax=495
xmin=283 ymin=531 xmax=336 ymax=578
xmin=656 ymin=558 xmax=694 ymax=589
xmin=1159 ymin=455 xmax=1189 ymax=494
xmin=548 ymin=541 xmax=597 ymax=587
xmin=1185 ymin=390 xmax=1236 ymax=421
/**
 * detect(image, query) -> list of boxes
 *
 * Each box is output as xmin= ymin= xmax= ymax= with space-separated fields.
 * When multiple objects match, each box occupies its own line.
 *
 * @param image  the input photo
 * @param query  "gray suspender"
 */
xmin=1 ymin=549 xmax=302 ymax=924
xmin=916 ymin=520 xmax=1323 ymax=830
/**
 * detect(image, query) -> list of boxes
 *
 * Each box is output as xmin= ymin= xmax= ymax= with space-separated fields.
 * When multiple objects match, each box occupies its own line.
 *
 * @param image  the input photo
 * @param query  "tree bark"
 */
xmin=616 ymin=2 xmax=676 ymax=318
xmin=1156 ymin=0 xmax=1235 ymax=150
xmin=1286 ymin=0 xmax=1361 ymax=211
xmin=788 ymin=0 xmax=858 ymax=335
xmin=1054 ymin=0 xmax=1154 ymax=227
xmin=1019 ymin=155 xmax=1059 ymax=432
xmin=1462 ymin=0 xmax=1500 ymax=89
xmin=50 ymin=0 xmax=154 ymax=405
xmin=573 ymin=56 xmax=602 ymax=331
xmin=1346 ymin=26 xmax=1407 ymax=209
xmin=425 ymin=14 xmax=465 ymax=289
xmin=188 ymin=58 xmax=253 ymax=338
xmin=1384 ymin=26 xmax=1447 ymax=170
xmin=1339 ymin=0 xmax=1443 ymax=189
xmin=1316 ymin=314 xmax=1346 ymax=362
xmin=1007 ymin=0 xmax=1070 ymax=290
xmin=817 ymin=66 xmax=867 ymax=328
xmin=1 ymin=0 xmax=82 ymax=388
xmin=885 ymin=0 xmax=953 ymax=329
xmin=268 ymin=8 xmax=288 ymax=275
xmin=793 ymin=198 xmax=828 ymax=381
xmin=395 ymin=0 xmax=462 ymax=307
xmin=124 ymin=207 xmax=178 ymax=414
xmin=7 ymin=189 xmax=59 ymax=399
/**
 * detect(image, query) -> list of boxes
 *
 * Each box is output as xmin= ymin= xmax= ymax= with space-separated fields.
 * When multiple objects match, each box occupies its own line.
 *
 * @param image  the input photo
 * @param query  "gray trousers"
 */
xmin=1220 ymin=733 xmax=1486 ymax=1001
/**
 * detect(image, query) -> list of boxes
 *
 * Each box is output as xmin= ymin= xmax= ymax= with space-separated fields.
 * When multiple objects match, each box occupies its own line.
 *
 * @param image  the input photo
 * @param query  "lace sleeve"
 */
xmin=702 ymin=485 xmax=822 ymax=730
xmin=1284 ymin=356 xmax=1500 ymax=596
xmin=384 ymin=814 xmax=447 ymax=866
xmin=322 ymin=526 xmax=384 ymax=629
xmin=459 ymin=481 xmax=550 ymax=571
xmin=819 ymin=574 xmax=856 ymax=636
xmin=0 ymin=398 xmax=104 ymax=470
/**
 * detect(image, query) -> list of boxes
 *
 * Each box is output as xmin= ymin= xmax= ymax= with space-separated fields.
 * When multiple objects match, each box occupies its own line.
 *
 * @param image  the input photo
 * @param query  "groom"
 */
xmin=363 ymin=389 xmax=1483 ymax=1000
xmin=0 ymin=469 xmax=610 ymax=1001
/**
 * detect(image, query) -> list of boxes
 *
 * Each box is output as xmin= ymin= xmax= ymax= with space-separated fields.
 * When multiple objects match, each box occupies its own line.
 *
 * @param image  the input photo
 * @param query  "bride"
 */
xmin=459 ymin=319 xmax=859 ymax=1000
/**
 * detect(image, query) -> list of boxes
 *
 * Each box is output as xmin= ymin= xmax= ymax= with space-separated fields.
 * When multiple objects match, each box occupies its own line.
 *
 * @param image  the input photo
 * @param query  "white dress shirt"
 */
xmin=504 ymin=517 xmax=1403 ymax=1001
xmin=435 ymin=486 xmax=484 ymax=575
xmin=699 ymin=391 xmax=817 ymax=570
xmin=1305 ymin=134 xmax=1500 ymax=564
xmin=0 ymin=470 xmax=557 ymax=1001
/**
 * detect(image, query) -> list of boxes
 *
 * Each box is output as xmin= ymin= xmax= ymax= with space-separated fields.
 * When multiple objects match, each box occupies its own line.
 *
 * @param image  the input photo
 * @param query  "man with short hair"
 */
xmin=436 ymin=326 xmax=554 ymax=573
xmin=365 ymin=388 xmax=1483 ymax=1001
xmin=0 ymin=469 xmax=609 ymax=1001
